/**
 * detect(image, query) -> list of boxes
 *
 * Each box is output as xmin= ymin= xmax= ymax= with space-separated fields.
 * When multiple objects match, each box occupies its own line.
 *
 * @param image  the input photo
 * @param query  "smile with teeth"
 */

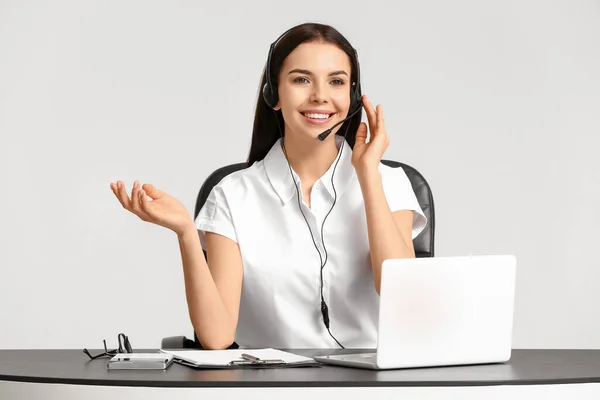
xmin=301 ymin=112 xmax=335 ymax=125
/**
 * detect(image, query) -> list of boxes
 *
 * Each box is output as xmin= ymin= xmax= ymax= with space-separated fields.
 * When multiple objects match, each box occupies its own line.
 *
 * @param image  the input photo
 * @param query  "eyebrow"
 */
xmin=287 ymin=68 xmax=348 ymax=77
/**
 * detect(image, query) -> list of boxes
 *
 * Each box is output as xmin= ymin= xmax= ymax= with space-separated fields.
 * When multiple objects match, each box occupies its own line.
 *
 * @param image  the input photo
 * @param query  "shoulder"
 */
xmin=210 ymin=160 xmax=269 ymax=198
xmin=378 ymin=161 xmax=412 ymax=185
xmin=376 ymin=160 xmax=419 ymax=206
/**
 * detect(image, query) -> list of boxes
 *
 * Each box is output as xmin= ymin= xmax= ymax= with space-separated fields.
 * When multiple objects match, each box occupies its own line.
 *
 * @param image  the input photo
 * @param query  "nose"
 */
xmin=309 ymin=81 xmax=329 ymax=104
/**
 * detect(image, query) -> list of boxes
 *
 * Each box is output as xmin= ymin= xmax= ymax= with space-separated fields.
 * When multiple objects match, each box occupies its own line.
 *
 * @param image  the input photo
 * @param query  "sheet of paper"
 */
xmin=160 ymin=348 xmax=314 ymax=366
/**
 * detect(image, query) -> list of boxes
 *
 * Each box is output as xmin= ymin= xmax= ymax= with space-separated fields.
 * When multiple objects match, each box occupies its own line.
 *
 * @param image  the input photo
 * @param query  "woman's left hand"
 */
xmin=351 ymin=95 xmax=389 ymax=175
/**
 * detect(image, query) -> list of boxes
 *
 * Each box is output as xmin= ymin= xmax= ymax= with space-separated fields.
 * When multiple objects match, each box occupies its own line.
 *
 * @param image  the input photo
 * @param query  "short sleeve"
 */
xmin=380 ymin=165 xmax=428 ymax=239
xmin=195 ymin=185 xmax=238 ymax=250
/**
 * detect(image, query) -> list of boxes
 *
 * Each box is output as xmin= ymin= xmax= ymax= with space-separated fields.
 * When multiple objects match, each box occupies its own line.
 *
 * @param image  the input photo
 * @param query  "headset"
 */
xmin=262 ymin=27 xmax=364 ymax=348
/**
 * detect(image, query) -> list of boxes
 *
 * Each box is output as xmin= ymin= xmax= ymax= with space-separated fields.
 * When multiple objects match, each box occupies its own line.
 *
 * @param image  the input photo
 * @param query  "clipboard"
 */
xmin=161 ymin=348 xmax=321 ymax=369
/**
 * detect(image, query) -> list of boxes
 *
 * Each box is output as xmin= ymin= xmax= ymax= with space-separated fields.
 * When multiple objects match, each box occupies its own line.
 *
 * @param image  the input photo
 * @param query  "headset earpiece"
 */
xmin=262 ymin=81 xmax=278 ymax=109
xmin=349 ymin=49 xmax=363 ymax=112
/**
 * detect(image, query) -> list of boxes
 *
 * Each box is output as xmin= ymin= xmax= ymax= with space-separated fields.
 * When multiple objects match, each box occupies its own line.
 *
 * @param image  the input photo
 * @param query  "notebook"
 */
xmin=160 ymin=348 xmax=320 ymax=369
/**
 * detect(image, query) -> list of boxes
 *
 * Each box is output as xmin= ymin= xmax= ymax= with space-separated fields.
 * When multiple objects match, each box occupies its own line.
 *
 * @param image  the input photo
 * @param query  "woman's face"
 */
xmin=275 ymin=41 xmax=353 ymax=141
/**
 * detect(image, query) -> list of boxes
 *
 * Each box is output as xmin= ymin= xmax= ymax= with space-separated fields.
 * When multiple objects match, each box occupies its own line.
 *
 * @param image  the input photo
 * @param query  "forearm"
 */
xmin=177 ymin=225 xmax=236 ymax=349
xmin=358 ymin=168 xmax=415 ymax=294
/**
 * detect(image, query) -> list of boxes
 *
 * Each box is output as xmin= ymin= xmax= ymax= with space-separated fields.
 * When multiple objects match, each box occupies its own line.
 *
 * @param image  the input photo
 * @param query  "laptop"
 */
xmin=313 ymin=255 xmax=517 ymax=370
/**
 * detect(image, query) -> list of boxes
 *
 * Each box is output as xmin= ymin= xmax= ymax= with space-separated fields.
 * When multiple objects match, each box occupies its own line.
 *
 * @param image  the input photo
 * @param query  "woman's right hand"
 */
xmin=110 ymin=180 xmax=194 ymax=236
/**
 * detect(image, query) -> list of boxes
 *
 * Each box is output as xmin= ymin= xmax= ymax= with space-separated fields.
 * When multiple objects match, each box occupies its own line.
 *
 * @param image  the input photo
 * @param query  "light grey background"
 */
xmin=0 ymin=0 xmax=598 ymax=349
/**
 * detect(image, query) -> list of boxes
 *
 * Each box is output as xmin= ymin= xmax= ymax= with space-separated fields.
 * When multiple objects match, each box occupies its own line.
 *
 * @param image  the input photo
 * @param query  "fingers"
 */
xmin=372 ymin=104 xmax=386 ymax=143
xmin=130 ymin=180 xmax=142 ymax=214
xmin=363 ymin=96 xmax=388 ymax=148
xmin=355 ymin=122 xmax=368 ymax=143
xmin=110 ymin=180 xmax=152 ymax=221
xmin=138 ymin=184 xmax=165 ymax=221
xmin=362 ymin=95 xmax=377 ymax=131
xmin=138 ymin=189 xmax=152 ymax=216
xmin=141 ymin=183 xmax=163 ymax=200
xmin=131 ymin=181 xmax=154 ymax=221
xmin=376 ymin=104 xmax=385 ymax=131
xmin=111 ymin=181 xmax=132 ymax=210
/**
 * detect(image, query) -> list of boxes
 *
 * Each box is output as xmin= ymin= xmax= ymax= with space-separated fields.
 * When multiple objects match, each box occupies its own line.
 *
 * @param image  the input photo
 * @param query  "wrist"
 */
xmin=356 ymin=164 xmax=381 ymax=182
xmin=176 ymin=222 xmax=197 ymax=239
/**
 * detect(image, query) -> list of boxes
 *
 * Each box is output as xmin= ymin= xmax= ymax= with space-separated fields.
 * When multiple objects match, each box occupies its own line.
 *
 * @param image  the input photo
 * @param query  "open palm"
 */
xmin=110 ymin=180 xmax=193 ymax=235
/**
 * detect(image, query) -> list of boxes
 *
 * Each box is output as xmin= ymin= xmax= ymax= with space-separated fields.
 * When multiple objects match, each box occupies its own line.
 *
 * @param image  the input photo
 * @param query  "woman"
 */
xmin=110 ymin=22 xmax=427 ymax=350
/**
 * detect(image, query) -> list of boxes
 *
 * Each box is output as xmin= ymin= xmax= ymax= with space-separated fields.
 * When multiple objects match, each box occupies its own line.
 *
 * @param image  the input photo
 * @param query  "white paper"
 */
xmin=160 ymin=348 xmax=314 ymax=366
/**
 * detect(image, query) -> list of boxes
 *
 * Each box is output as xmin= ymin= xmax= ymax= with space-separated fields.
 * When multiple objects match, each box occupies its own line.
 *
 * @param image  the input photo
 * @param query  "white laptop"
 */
xmin=313 ymin=255 xmax=517 ymax=370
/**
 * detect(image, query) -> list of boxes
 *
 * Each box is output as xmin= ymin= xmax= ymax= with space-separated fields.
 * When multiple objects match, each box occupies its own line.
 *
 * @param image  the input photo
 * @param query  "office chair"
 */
xmin=161 ymin=159 xmax=435 ymax=350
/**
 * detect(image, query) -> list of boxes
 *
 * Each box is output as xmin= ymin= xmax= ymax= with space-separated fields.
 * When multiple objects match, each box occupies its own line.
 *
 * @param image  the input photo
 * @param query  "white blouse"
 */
xmin=195 ymin=135 xmax=427 ymax=349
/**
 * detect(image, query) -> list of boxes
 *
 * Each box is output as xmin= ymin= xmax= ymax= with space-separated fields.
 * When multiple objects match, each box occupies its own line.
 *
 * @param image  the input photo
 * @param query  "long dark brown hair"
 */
xmin=246 ymin=23 xmax=362 ymax=167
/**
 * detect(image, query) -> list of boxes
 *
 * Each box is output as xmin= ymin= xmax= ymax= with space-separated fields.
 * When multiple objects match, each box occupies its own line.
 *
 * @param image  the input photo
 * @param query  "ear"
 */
xmin=273 ymin=102 xmax=281 ymax=111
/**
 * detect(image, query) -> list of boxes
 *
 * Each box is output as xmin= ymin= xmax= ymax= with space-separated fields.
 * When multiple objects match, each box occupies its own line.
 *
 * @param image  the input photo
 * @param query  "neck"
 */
xmin=281 ymin=131 xmax=341 ymax=183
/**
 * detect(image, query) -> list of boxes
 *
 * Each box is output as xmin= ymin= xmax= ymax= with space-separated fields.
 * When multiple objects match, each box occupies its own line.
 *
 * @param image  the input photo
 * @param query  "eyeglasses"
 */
xmin=83 ymin=333 xmax=133 ymax=360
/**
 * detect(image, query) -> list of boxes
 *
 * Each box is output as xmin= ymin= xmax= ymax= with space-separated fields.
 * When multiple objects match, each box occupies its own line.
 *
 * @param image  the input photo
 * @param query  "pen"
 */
xmin=240 ymin=353 xmax=285 ymax=364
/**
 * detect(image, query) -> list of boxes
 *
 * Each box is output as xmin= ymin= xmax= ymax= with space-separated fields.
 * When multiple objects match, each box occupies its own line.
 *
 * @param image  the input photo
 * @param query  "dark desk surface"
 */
xmin=1 ymin=349 xmax=600 ymax=388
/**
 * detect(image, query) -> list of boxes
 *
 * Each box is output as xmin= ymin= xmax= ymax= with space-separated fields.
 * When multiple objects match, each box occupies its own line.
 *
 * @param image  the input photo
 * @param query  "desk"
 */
xmin=1 ymin=349 xmax=599 ymax=399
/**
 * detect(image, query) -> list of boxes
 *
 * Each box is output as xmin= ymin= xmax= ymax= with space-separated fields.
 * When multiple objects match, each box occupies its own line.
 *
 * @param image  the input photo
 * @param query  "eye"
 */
xmin=292 ymin=77 xmax=346 ymax=85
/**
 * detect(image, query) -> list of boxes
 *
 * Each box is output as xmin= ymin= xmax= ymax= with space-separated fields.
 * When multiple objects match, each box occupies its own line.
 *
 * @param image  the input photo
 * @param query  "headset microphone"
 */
xmin=317 ymin=104 xmax=363 ymax=142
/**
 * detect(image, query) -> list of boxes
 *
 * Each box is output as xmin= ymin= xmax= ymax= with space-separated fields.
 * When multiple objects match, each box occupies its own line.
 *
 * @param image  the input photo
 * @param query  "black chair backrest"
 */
xmin=194 ymin=160 xmax=435 ymax=257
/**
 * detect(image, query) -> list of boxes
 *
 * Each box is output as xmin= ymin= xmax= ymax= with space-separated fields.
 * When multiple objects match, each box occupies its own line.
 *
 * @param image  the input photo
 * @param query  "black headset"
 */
xmin=262 ymin=27 xmax=364 ymax=348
